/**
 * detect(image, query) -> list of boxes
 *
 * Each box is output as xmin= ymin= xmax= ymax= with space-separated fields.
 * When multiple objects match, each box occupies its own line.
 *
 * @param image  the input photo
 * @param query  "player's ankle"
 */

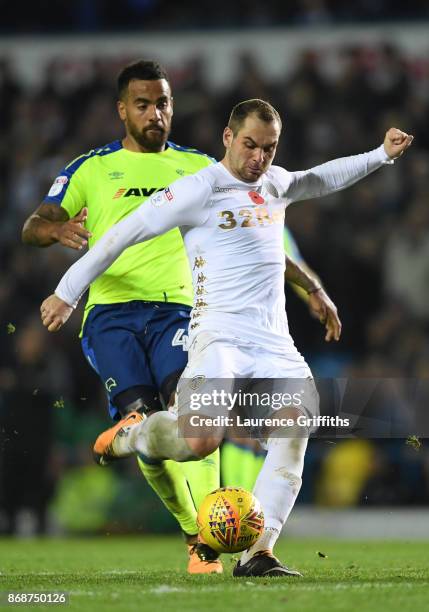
xmin=241 ymin=545 xmax=272 ymax=565
xmin=111 ymin=423 xmax=141 ymax=455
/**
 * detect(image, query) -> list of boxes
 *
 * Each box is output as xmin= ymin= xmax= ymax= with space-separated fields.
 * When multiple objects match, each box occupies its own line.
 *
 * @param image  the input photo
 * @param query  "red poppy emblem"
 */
xmin=248 ymin=191 xmax=265 ymax=205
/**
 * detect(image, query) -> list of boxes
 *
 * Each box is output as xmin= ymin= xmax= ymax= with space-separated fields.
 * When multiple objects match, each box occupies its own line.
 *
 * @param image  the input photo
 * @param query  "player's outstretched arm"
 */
xmin=40 ymin=174 xmax=212 ymax=331
xmin=285 ymin=255 xmax=341 ymax=342
xmin=40 ymin=208 xmax=167 ymax=331
xmin=40 ymin=205 xmax=169 ymax=332
xmin=286 ymin=127 xmax=413 ymax=203
xmin=22 ymin=204 xmax=91 ymax=249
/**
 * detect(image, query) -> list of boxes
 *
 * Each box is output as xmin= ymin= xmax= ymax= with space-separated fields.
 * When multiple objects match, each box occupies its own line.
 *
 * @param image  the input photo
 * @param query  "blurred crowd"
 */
xmin=1 ymin=41 xmax=429 ymax=533
xmin=1 ymin=0 xmax=429 ymax=32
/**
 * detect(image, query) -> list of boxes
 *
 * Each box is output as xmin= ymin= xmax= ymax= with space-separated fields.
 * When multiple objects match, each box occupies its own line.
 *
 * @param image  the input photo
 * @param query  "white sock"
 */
xmin=110 ymin=419 xmax=142 ymax=456
xmin=240 ymin=432 xmax=308 ymax=564
xmin=118 ymin=411 xmax=196 ymax=462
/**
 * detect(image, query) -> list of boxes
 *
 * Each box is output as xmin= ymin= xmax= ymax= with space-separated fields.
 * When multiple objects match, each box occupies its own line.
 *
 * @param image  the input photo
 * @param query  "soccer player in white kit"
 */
xmin=41 ymin=99 xmax=413 ymax=577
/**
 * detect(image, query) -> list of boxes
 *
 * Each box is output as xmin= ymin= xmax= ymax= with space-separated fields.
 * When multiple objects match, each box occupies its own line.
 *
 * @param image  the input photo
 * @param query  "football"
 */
xmin=197 ymin=487 xmax=264 ymax=553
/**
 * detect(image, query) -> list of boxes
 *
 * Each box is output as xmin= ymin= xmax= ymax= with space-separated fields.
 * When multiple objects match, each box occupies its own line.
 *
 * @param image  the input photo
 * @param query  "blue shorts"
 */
xmin=81 ymin=301 xmax=191 ymax=420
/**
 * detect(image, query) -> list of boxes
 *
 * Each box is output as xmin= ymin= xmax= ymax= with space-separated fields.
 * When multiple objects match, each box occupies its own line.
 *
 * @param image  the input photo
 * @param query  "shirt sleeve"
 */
xmin=43 ymin=160 xmax=87 ymax=218
xmin=55 ymin=172 xmax=211 ymax=307
xmin=284 ymin=144 xmax=393 ymax=203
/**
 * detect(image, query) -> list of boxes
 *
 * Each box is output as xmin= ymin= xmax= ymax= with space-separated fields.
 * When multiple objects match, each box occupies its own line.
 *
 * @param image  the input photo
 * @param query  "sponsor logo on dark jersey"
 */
xmin=113 ymin=187 xmax=166 ymax=199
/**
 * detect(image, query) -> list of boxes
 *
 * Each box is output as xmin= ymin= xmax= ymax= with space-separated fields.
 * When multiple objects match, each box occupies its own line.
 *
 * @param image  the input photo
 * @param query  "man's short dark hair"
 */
xmin=228 ymin=99 xmax=282 ymax=135
xmin=117 ymin=60 xmax=170 ymax=99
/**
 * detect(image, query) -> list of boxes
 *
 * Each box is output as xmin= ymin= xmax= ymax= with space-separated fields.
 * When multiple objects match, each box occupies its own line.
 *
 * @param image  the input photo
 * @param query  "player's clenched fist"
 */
xmin=40 ymin=294 xmax=73 ymax=332
xmin=384 ymin=127 xmax=414 ymax=159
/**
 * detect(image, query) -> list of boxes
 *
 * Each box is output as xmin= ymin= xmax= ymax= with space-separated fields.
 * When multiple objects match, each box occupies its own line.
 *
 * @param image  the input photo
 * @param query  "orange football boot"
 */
xmin=187 ymin=543 xmax=223 ymax=574
xmin=93 ymin=411 xmax=144 ymax=466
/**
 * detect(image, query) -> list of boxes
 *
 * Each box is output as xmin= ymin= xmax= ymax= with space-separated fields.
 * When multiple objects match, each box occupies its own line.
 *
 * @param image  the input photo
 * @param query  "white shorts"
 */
xmin=184 ymin=330 xmax=311 ymax=378
xmin=177 ymin=331 xmax=319 ymax=435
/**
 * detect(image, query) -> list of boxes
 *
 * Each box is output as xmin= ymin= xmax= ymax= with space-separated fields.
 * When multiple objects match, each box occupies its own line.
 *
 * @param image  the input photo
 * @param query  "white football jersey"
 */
xmin=56 ymin=145 xmax=392 ymax=354
xmin=153 ymin=163 xmax=296 ymax=352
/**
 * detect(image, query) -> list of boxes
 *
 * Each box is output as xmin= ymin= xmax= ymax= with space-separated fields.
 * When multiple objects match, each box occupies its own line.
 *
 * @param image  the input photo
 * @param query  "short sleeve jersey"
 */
xmin=43 ymin=140 xmax=214 ymax=329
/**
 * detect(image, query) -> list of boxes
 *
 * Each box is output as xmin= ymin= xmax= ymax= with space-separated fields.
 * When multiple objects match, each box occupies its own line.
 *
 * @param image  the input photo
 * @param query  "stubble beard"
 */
xmin=128 ymin=123 xmax=170 ymax=152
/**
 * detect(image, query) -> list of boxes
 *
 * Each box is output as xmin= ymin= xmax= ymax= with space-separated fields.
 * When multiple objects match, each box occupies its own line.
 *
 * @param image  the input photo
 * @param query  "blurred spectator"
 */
xmin=0 ymin=317 xmax=69 ymax=534
xmin=384 ymin=199 xmax=429 ymax=318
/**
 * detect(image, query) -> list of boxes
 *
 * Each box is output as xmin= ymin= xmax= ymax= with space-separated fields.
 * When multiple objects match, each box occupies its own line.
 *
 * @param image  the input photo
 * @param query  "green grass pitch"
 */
xmin=1 ymin=537 xmax=428 ymax=611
